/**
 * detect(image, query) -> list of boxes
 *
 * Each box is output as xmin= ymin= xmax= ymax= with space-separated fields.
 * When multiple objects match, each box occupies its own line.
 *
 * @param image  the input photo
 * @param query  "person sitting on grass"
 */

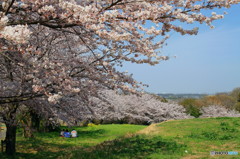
xmin=64 ymin=129 xmax=71 ymax=138
xmin=60 ymin=129 xmax=65 ymax=137
xmin=71 ymin=129 xmax=77 ymax=138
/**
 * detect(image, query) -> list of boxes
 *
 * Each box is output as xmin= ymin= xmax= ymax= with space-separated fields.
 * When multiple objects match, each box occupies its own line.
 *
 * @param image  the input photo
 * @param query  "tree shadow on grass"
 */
xmin=17 ymin=138 xmax=75 ymax=159
xmin=0 ymin=139 xmax=72 ymax=159
xmin=72 ymin=135 xmax=186 ymax=159
xmin=0 ymin=133 xmax=78 ymax=159
xmin=0 ymin=134 xmax=186 ymax=159
xmin=0 ymin=129 xmax=108 ymax=159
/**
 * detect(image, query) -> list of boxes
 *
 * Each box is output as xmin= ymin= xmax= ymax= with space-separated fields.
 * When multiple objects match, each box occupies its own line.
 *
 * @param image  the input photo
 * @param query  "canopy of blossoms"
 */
xmin=1 ymin=0 xmax=239 ymax=105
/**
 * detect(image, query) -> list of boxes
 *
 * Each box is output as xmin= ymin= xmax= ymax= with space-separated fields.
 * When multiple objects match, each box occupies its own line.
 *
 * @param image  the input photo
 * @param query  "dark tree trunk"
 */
xmin=3 ymin=103 xmax=19 ymax=156
xmin=30 ymin=110 xmax=41 ymax=132
xmin=46 ymin=123 xmax=55 ymax=132
xmin=5 ymin=123 xmax=17 ymax=155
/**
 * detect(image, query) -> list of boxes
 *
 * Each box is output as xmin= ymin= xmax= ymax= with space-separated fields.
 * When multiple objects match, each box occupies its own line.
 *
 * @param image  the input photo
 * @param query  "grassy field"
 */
xmin=0 ymin=117 xmax=240 ymax=159
xmin=145 ymin=117 xmax=240 ymax=159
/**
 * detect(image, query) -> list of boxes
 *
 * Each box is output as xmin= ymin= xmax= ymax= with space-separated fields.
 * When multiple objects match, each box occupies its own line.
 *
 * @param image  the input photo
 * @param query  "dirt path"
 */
xmin=137 ymin=120 xmax=176 ymax=135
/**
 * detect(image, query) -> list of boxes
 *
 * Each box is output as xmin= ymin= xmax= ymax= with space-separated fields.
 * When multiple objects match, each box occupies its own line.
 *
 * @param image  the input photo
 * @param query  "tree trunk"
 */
xmin=5 ymin=123 xmax=17 ymax=155
xmin=46 ymin=123 xmax=55 ymax=132
xmin=30 ymin=110 xmax=41 ymax=132
xmin=22 ymin=121 xmax=34 ymax=138
xmin=3 ymin=103 xmax=19 ymax=156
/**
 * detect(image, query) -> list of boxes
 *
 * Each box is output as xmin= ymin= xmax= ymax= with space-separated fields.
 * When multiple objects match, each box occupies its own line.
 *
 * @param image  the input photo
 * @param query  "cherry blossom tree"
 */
xmin=89 ymin=90 xmax=193 ymax=125
xmin=0 ymin=0 xmax=240 ymax=155
xmin=200 ymin=105 xmax=240 ymax=118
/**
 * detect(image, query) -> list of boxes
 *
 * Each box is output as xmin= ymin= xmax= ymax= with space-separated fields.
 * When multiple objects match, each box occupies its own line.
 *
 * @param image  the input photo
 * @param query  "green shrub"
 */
xmin=187 ymin=105 xmax=202 ymax=118
xmin=182 ymin=105 xmax=202 ymax=118
xmin=179 ymin=98 xmax=202 ymax=118
xmin=179 ymin=98 xmax=197 ymax=107
xmin=230 ymin=88 xmax=240 ymax=101
xmin=234 ymin=102 xmax=240 ymax=112
xmin=198 ymin=95 xmax=236 ymax=109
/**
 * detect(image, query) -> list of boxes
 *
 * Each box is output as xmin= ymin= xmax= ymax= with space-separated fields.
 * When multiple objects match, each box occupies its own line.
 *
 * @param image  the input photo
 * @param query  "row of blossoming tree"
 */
xmin=86 ymin=90 xmax=240 ymax=125
xmin=0 ymin=0 xmax=239 ymax=155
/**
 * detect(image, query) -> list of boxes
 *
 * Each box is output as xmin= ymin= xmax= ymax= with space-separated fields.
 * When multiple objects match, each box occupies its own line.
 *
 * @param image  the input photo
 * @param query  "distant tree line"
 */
xmin=178 ymin=88 xmax=240 ymax=118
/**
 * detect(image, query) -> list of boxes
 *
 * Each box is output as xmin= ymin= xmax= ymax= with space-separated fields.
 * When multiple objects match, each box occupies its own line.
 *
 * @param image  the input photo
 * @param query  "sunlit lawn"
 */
xmin=0 ymin=117 xmax=240 ymax=159
xmin=149 ymin=117 xmax=240 ymax=159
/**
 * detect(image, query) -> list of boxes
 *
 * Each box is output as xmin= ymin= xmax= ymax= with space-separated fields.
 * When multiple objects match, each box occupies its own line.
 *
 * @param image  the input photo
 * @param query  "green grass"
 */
xmin=1 ymin=124 xmax=147 ymax=159
xmin=32 ymin=124 xmax=147 ymax=147
xmin=152 ymin=117 xmax=240 ymax=158
xmin=1 ymin=117 xmax=240 ymax=159
xmin=71 ymin=135 xmax=186 ymax=159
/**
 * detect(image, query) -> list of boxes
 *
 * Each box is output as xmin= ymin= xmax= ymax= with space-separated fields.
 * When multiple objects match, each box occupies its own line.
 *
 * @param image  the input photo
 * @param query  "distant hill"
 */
xmin=157 ymin=93 xmax=208 ymax=99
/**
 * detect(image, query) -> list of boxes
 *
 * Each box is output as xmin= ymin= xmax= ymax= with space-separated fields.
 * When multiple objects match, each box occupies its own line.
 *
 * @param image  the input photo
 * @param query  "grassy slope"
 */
xmin=147 ymin=117 xmax=240 ymax=159
xmin=1 ymin=117 xmax=240 ymax=159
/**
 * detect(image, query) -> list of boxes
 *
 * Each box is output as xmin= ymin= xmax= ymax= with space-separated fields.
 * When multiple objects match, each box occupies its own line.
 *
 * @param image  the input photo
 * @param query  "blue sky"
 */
xmin=120 ymin=4 xmax=240 ymax=94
